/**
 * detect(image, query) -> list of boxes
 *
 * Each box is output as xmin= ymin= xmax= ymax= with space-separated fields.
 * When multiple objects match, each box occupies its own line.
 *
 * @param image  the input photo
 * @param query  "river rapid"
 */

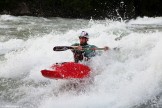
xmin=0 ymin=15 xmax=162 ymax=108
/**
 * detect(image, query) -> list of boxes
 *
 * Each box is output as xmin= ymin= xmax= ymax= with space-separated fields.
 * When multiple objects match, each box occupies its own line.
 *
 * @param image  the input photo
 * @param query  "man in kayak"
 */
xmin=71 ymin=31 xmax=109 ymax=63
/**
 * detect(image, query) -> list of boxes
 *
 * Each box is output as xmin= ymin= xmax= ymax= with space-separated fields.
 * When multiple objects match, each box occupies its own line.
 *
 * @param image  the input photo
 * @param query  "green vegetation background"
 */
xmin=0 ymin=0 xmax=162 ymax=19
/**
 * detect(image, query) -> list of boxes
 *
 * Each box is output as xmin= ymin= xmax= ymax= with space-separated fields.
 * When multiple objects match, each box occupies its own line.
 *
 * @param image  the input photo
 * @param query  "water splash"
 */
xmin=0 ymin=15 xmax=162 ymax=108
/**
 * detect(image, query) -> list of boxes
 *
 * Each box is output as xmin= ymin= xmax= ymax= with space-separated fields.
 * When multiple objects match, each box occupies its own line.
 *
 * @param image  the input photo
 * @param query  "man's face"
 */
xmin=79 ymin=37 xmax=88 ymax=44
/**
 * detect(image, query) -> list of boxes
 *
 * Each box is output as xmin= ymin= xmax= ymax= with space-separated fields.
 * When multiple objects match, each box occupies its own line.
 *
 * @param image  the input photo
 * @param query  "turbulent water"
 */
xmin=0 ymin=15 xmax=162 ymax=108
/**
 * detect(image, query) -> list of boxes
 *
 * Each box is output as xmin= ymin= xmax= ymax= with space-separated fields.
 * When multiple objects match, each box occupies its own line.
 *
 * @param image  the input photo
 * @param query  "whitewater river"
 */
xmin=0 ymin=15 xmax=162 ymax=108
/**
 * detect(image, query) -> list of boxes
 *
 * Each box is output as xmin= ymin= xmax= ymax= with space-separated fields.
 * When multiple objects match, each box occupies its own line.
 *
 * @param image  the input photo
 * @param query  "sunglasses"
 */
xmin=79 ymin=37 xmax=88 ymax=39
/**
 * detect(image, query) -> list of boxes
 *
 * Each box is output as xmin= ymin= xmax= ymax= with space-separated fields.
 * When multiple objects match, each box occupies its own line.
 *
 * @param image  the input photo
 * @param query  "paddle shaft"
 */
xmin=53 ymin=46 xmax=107 ymax=51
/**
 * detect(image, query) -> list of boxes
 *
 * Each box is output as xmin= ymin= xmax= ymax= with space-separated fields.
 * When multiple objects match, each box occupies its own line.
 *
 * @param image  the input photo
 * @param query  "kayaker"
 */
xmin=71 ymin=31 xmax=109 ymax=63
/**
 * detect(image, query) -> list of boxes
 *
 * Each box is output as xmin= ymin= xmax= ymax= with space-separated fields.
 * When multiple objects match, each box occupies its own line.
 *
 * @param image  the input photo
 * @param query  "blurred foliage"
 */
xmin=0 ymin=0 xmax=162 ymax=19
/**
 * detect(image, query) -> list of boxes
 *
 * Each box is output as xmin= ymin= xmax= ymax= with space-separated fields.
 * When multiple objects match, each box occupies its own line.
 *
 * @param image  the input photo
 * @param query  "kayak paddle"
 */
xmin=53 ymin=46 xmax=110 ymax=51
xmin=53 ymin=46 xmax=74 ymax=51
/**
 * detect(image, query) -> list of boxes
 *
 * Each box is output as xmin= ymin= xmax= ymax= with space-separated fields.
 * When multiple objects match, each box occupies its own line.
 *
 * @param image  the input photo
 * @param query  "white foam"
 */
xmin=0 ymin=16 xmax=162 ymax=108
xmin=0 ymin=39 xmax=25 ymax=55
xmin=128 ymin=17 xmax=162 ymax=25
xmin=0 ymin=15 xmax=22 ymax=21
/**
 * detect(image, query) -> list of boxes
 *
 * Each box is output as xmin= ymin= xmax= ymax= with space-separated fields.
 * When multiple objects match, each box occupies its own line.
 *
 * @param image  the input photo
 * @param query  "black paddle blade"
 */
xmin=53 ymin=46 xmax=74 ymax=51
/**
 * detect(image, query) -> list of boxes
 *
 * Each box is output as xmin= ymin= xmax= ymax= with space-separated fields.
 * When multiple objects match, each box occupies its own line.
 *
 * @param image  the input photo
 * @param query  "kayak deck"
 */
xmin=41 ymin=62 xmax=91 ymax=79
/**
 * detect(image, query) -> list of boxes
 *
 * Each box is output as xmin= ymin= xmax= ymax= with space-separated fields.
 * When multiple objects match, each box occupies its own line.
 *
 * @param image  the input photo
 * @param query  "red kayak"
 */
xmin=41 ymin=62 xmax=91 ymax=79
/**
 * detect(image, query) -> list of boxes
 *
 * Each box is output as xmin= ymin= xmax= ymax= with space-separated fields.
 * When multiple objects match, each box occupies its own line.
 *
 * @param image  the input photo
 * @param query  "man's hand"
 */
xmin=104 ymin=46 xmax=109 ymax=51
xmin=77 ymin=46 xmax=83 ymax=50
xmin=72 ymin=46 xmax=83 ymax=50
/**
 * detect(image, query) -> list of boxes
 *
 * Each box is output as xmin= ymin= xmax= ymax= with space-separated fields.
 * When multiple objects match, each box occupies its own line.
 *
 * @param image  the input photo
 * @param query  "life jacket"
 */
xmin=71 ymin=43 xmax=97 ymax=63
